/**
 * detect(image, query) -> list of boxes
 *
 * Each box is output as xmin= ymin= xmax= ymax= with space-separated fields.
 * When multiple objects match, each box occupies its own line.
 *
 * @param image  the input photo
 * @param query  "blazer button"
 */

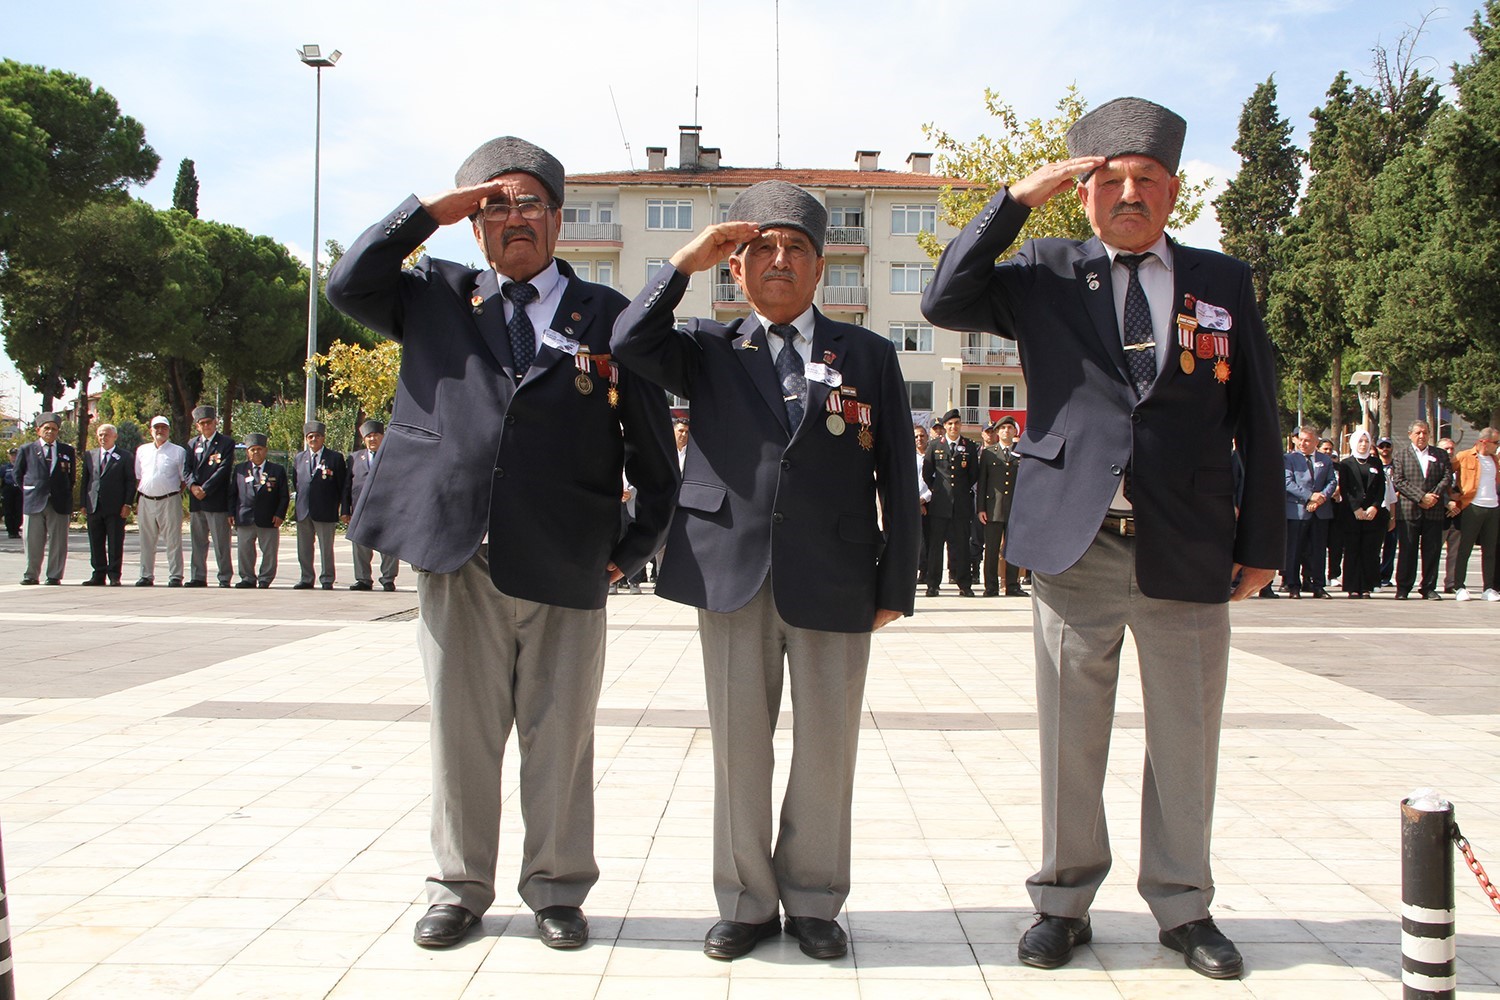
xmin=1131 ymin=413 xmax=1142 ymax=423
xmin=772 ymin=512 xmax=784 ymax=524
xmin=780 ymin=459 xmax=790 ymax=470
xmin=1110 ymin=464 xmax=1122 ymax=476
xmin=494 ymin=467 xmax=505 ymax=478
xmin=505 ymin=415 xmax=516 ymax=425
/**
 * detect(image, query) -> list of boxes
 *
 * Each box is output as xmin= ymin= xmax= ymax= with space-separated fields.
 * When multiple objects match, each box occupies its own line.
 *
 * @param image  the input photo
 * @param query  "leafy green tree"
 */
xmin=172 ymin=157 xmax=199 ymax=217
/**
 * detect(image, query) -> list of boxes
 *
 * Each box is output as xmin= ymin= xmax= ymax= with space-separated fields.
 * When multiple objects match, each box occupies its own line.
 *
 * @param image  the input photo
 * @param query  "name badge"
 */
xmin=803 ymin=363 xmax=842 ymax=388
xmin=542 ymin=329 xmax=580 ymax=355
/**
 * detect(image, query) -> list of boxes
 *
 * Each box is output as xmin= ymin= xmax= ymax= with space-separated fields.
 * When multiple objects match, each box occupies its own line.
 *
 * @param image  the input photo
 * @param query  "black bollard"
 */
xmin=1 ymin=820 xmax=12 ymax=1000
xmin=1402 ymin=793 xmax=1456 ymax=999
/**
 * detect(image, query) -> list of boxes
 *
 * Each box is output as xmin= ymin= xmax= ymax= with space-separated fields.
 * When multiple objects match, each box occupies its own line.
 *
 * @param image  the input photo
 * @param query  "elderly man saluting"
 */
xmin=922 ymin=98 xmax=1282 ymax=979
xmin=611 ymin=181 xmax=920 ymax=962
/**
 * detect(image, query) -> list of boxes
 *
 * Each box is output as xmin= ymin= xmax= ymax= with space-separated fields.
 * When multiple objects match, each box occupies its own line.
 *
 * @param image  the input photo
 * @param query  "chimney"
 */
xmin=855 ymin=150 xmax=880 ymax=172
xmin=679 ymin=125 xmax=702 ymax=169
xmin=699 ymin=147 xmax=721 ymax=170
xmin=646 ymin=146 xmax=667 ymax=171
xmin=906 ymin=152 xmax=932 ymax=174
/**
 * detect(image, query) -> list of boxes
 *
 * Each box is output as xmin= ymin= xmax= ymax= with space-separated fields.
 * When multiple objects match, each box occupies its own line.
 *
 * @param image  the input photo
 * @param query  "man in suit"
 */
xmin=922 ymin=97 xmax=1282 ymax=980
xmin=14 ymin=412 xmax=76 ymax=585
xmin=291 ymin=421 xmax=348 ymax=590
xmin=229 ymin=433 xmax=288 ymax=588
xmin=977 ymin=416 xmax=1025 ymax=596
xmin=1390 ymin=419 xmax=1456 ymax=600
xmin=79 ymin=422 xmax=136 ymax=586
xmin=611 ymin=180 xmax=920 ymax=962
xmin=345 ymin=419 xmax=399 ymax=591
xmin=326 ymin=136 xmax=676 ymax=951
xmin=184 ymin=405 xmax=237 ymax=588
xmin=1282 ymin=426 xmax=1339 ymax=598
xmin=1 ymin=447 xmax=21 ymax=538
xmin=923 ymin=408 xmax=981 ymax=596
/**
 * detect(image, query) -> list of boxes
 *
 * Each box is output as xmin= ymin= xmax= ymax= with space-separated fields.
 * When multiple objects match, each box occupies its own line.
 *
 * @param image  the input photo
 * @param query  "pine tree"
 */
xmin=172 ymin=157 xmax=199 ymax=217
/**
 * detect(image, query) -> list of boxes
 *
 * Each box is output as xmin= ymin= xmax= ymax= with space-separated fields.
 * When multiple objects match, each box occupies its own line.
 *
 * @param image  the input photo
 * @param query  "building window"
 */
xmin=1001 ymin=384 xmax=1016 ymax=408
xmin=718 ymin=203 xmax=733 ymax=223
xmin=647 ymin=199 xmax=694 ymax=230
xmin=596 ymin=260 xmax=614 ymax=289
xmin=890 ymin=263 xmax=935 ymax=294
xmin=964 ymin=384 xmax=981 ymax=408
xmin=824 ymin=264 xmax=862 ymax=287
xmin=646 ymin=258 xmax=670 ymax=283
xmin=891 ymin=203 xmax=937 ymax=235
xmin=888 ymin=322 xmax=933 ymax=353
xmin=596 ymin=202 xmax=615 ymax=224
xmin=562 ymin=201 xmax=615 ymax=225
xmin=571 ymin=260 xmax=592 ymax=281
xmin=906 ymin=381 xmax=934 ymax=410
xmin=829 ymin=204 xmax=863 ymax=227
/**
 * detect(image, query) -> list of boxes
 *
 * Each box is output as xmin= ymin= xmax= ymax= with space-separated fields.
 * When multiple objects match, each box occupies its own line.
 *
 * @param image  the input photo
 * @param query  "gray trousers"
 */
xmin=351 ymin=541 xmax=399 ymax=586
xmin=296 ymin=518 xmax=336 ymax=585
xmin=236 ymin=526 xmax=280 ymax=585
xmin=190 ymin=510 xmax=233 ymax=585
xmin=417 ymin=546 xmax=606 ymax=916
xmin=23 ymin=507 xmax=69 ymax=583
xmin=137 ymin=494 xmax=184 ymax=583
xmin=698 ymin=579 xmax=871 ymax=923
xmin=1027 ymin=528 xmax=1230 ymax=931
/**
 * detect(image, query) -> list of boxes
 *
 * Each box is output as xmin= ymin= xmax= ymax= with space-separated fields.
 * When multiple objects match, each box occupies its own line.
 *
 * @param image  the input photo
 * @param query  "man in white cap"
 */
xmin=134 ymin=415 xmax=189 ymax=587
xmin=14 ymin=412 xmax=75 ymax=585
xmin=923 ymin=96 xmax=1282 ymax=979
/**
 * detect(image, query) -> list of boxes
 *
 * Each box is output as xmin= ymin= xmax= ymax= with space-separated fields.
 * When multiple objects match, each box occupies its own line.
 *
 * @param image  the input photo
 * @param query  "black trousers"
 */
xmin=1396 ymin=517 xmax=1444 ymax=596
xmin=1283 ymin=517 xmax=1328 ymax=593
xmin=87 ymin=510 xmax=126 ymax=582
xmin=925 ymin=511 xmax=973 ymax=590
xmin=1341 ymin=510 xmax=1388 ymax=594
xmin=981 ymin=519 xmax=1020 ymax=594
xmin=2 ymin=486 xmax=20 ymax=535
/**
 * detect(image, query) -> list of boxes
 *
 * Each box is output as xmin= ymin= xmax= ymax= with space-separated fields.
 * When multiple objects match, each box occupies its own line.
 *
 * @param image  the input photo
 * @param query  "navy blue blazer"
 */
xmin=13 ymin=439 xmax=75 ymax=516
xmin=232 ymin=461 xmax=289 ymax=528
xmin=611 ymin=265 xmax=920 ymax=633
xmin=185 ymin=432 xmax=236 ymax=512
xmin=326 ymin=196 xmax=677 ymax=611
xmin=80 ymin=447 xmax=136 ymax=516
xmin=921 ymin=191 xmax=1283 ymax=603
xmin=1283 ymin=450 xmax=1338 ymax=521
xmin=346 ymin=448 xmax=377 ymax=514
xmin=292 ymin=448 xmax=349 ymax=523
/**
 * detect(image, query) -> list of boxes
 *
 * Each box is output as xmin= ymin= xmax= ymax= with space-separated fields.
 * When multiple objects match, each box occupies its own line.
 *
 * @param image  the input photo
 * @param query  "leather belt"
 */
xmin=138 ymin=490 xmax=181 ymax=501
xmin=1101 ymin=514 xmax=1135 ymax=537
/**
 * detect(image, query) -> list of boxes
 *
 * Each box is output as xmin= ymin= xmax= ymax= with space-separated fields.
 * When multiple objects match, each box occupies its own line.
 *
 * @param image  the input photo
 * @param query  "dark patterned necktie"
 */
xmin=1117 ymin=253 xmax=1157 ymax=398
xmin=503 ymin=281 xmax=539 ymax=376
xmin=769 ymin=323 xmax=807 ymax=430
xmin=44 ymin=443 xmax=54 ymax=470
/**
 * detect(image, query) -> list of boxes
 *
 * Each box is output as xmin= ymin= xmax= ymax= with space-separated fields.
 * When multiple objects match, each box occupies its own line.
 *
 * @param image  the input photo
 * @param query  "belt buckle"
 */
xmin=1118 ymin=516 xmax=1129 ymax=536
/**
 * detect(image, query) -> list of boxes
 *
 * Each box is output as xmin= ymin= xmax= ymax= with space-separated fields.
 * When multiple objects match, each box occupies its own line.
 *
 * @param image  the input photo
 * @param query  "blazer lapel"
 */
xmin=1151 ymin=237 xmax=1199 ymax=397
xmin=734 ymin=320 xmax=791 ymax=435
xmin=796 ymin=311 xmax=845 ymax=445
xmin=520 ymin=261 xmax=594 ymax=389
xmin=469 ymin=269 xmax=517 ymax=378
xmin=1074 ymin=241 xmax=1131 ymax=387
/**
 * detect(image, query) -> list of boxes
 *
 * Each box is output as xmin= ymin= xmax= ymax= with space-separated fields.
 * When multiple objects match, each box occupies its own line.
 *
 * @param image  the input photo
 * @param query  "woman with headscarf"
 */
xmin=1337 ymin=428 xmax=1387 ymax=597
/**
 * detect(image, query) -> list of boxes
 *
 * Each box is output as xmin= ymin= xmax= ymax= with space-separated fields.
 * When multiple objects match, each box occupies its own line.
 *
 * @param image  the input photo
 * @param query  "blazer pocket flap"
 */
xmin=1194 ymin=468 xmax=1234 ymax=495
xmin=677 ymin=480 xmax=727 ymax=513
xmin=389 ymin=421 xmax=441 ymax=441
xmin=1018 ymin=428 xmax=1064 ymax=461
xmin=838 ymin=514 xmax=879 ymax=544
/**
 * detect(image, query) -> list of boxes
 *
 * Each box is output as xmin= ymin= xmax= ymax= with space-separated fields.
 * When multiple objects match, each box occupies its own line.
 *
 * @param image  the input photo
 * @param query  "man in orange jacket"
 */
xmin=1450 ymin=427 xmax=1500 ymax=602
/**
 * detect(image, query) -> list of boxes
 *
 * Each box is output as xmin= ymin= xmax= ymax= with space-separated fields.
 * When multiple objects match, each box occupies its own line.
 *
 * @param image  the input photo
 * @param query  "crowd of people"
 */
xmin=4 ymin=407 xmax=404 ymax=591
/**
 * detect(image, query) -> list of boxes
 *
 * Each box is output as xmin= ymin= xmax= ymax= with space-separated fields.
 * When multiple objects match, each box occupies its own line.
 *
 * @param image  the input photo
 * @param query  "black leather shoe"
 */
xmin=413 ymin=904 xmax=479 ymax=948
xmin=349 ymin=582 xmax=373 ymax=591
xmin=958 ymin=588 xmax=977 ymax=598
xmin=258 ymin=581 xmax=272 ymax=588
xmin=234 ymin=580 xmax=257 ymax=589
xmin=1006 ymin=589 xmax=1029 ymax=597
xmin=20 ymin=578 xmax=38 ymax=585
xmin=1018 ymin=913 xmax=1091 ymax=969
xmin=534 ymin=905 xmax=588 ymax=948
xmin=321 ymin=582 xmax=333 ymax=590
xmin=1311 ymin=588 xmax=1332 ymax=599
xmin=1159 ymin=917 xmax=1243 ymax=979
xmin=924 ymin=588 xmax=940 ymax=597
xmin=382 ymin=582 xmax=396 ymax=592
xmin=44 ymin=578 xmax=61 ymax=585
xmin=784 ymin=916 xmax=847 ymax=959
xmin=1424 ymin=590 xmax=1444 ymax=601
xmin=135 ymin=579 xmax=153 ymax=587
xmin=167 ymin=579 xmax=182 ymax=588
xmin=292 ymin=582 xmax=313 ymax=590
xmin=703 ymin=917 xmax=781 ymax=959
xmin=81 ymin=577 xmax=105 ymax=587
xmin=183 ymin=580 xmax=208 ymax=588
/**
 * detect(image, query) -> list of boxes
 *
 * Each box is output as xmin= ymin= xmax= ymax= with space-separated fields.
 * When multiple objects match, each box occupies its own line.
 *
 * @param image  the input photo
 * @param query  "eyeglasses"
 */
xmin=480 ymin=202 xmax=554 ymax=222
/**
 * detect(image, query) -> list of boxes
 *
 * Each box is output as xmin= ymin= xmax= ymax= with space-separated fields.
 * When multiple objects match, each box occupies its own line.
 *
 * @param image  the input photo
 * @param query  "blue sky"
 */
xmin=1 ymin=0 xmax=1483 ymax=416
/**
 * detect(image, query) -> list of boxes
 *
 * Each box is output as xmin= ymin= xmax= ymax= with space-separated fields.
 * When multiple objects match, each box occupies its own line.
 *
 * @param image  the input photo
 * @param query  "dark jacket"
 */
xmin=185 ymin=432 xmax=237 ymax=512
xmin=292 ymin=448 xmax=349 ymax=523
xmin=976 ymin=443 xmax=1019 ymax=522
xmin=232 ymin=460 xmax=290 ymax=528
xmin=1390 ymin=443 xmax=1452 ymax=522
xmin=924 ymin=436 xmax=981 ymax=520
xmin=13 ymin=439 xmax=76 ymax=516
xmin=80 ymin=446 xmax=137 ymax=517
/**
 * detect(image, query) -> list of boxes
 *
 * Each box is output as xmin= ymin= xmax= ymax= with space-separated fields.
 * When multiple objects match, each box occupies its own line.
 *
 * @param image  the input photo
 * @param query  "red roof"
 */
xmin=566 ymin=166 xmax=976 ymax=191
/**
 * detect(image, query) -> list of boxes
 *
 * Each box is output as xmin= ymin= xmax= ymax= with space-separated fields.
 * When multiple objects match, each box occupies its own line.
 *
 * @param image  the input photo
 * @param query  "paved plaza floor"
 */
xmin=2 ymin=528 xmax=1500 ymax=998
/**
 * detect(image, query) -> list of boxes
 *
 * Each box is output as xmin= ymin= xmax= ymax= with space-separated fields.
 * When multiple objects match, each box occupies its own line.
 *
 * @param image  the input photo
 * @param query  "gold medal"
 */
xmin=826 ymin=413 xmax=846 ymax=436
xmin=1213 ymin=359 xmax=1231 ymax=384
xmin=858 ymin=426 xmax=873 ymax=451
xmin=607 ymin=386 xmax=619 ymax=408
xmin=575 ymin=372 xmax=594 ymax=395
xmin=1179 ymin=350 xmax=1195 ymax=375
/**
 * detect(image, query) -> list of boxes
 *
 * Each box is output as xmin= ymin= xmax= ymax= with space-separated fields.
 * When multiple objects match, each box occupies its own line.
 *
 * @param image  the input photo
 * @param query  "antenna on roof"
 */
xmin=694 ymin=0 xmax=701 ymax=127
xmin=774 ymin=0 xmax=782 ymax=169
xmin=608 ymin=86 xmax=635 ymax=171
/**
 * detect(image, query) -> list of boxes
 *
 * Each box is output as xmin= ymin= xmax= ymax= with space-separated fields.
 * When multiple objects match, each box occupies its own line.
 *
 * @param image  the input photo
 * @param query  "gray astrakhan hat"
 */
xmin=191 ymin=405 xmax=217 ymax=421
xmin=456 ymin=136 xmax=565 ymax=205
xmin=303 ymin=421 xmax=327 ymax=435
xmin=1066 ymin=97 xmax=1187 ymax=174
xmin=728 ymin=180 xmax=828 ymax=256
xmin=359 ymin=419 xmax=386 ymax=437
xmin=243 ymin=432 xmax=268 ymax=447
xmin=34 ymin=411 xmax=62 ymax=428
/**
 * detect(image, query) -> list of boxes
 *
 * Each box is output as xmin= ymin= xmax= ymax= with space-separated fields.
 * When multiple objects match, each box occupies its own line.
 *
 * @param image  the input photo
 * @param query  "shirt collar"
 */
xmin=497 ymin=258 xmax=561 ymax=302
xmin=752 ymin=304 xmax=816 ymax=343
xmin=1103 ymin=233 xmax=1174 ymax=271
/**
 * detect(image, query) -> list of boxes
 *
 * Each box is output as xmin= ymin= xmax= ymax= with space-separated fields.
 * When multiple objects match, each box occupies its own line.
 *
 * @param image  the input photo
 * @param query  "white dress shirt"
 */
xmin=757 ymin=305 xmax=816 ymax=366
xmin=499 ymin=259 xmax=567 ymax=351
xmin=136 ymin=441 xmax=187 ymax=496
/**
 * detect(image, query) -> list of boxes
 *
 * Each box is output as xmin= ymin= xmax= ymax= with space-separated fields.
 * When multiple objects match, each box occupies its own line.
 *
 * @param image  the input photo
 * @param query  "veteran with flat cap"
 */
xmin=326 ymin=135 xmax=677 ymax=951
xmin=612 ymin=180 xmax=920 ymax=962
xmin=14 ymin=411 xmax=75 ymax=585
xmin=922 ymin=97 xmax=1282 ymax=979
xmin=184 ymin=404 xmax=237 ymax=588
xmin=229 ymin=433 xmax=288 ymax=588
xmin=344 ymin=419 xmax=399 ymax=591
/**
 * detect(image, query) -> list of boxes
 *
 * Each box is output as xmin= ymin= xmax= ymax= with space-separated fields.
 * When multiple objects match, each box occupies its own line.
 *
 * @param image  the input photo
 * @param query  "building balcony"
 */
xmin=821 ymin=285 xmax=868 ymax=311
xmin=825 ymin=226 xmax=868 ymax=252
xmin=713 ymin=283 xmax=747 ymax=305
xmin=961 ymin=346 xmax=1021 ymax=368
xmin=558 ymin=222 xmax=623 ymax=246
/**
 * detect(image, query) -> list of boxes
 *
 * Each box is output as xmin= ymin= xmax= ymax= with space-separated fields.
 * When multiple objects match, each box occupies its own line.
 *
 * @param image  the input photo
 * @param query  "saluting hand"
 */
xmin=1009 ymin=156 xmax=1107 ymax=209
xmin=669 ymin=222 xmax=762 ymax=275
xmin=418 ymin=178 xmax=515 ymax=227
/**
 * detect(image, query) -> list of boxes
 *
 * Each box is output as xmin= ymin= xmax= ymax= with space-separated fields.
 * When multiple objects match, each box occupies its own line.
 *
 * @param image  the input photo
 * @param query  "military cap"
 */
xmin=456 ymin=136 xmax=565 ymax=205
xmin=940 ymin=408 xmax=962 ymax=424
xmin=34 ymin=412 xmax=62 ymax=428
xmin=996 ymin=415 xmax=1019 ymax=430
xmin=191 ymin=405 xmax=217 ymax=421
xmin=728 ymin=180 xmax=828 ymax=256
xmin=359 ymin=419 xmax=385 ymax=437
xmin=243 ymin=432 xmax=268 ymax=448
xmin=1066 ymin=97 xmax=1187 ymax=175
xmin=303 ymin=421 xmax=326 ymax=435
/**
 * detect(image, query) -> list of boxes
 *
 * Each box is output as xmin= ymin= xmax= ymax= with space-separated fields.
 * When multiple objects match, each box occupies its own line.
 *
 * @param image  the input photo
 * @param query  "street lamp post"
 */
xmin=297 ymin=44 xmax=340 ymax=423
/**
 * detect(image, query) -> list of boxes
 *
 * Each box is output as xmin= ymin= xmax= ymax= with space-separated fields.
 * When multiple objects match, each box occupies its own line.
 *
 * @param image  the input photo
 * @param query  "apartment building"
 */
xmin=558 ymin=126 xmax=1028 ymax=431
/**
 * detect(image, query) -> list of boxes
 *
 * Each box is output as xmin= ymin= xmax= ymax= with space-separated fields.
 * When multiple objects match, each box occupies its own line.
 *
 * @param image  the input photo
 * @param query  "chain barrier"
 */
xmin=1453 ymin=822 xmax=1500 ymax=916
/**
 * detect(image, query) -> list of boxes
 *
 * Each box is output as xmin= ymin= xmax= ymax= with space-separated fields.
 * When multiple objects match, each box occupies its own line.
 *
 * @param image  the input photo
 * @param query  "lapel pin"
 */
xmin=1086 ymin=272 xmax=1100 ymax=291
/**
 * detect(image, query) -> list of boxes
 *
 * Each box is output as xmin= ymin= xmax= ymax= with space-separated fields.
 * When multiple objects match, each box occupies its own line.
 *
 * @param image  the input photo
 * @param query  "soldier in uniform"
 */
xmin=922 ymin=408 xmax=980 ymax=596
xmin=229 ymin=433 xmax=288 ymax=588
xmin=291 ymin=421 xmax=349 ymax=590
xmin=345 ymin=419 xmax=399 ymax=591
xmin=184 ymin=405 xmax=237 ymax=588
xmin=15 ymin=412 xmax=76 ymax=585
xmin=977 ymin=415 xmax=1025 ymax=596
